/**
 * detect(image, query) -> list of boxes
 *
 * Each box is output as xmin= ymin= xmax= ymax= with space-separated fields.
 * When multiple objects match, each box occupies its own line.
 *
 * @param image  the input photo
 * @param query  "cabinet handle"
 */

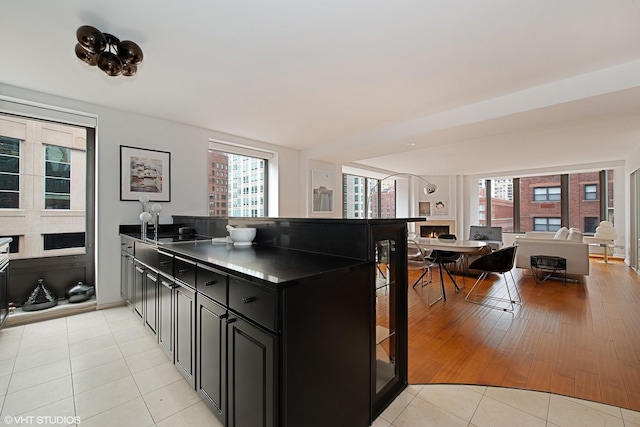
xmin=204 ymin=279 xmax=217 ymax=286
xmin=178 ymin=268 xmax=190 ymax=274
xmin=242 ymin=296 xmax=256 ymax=304
xmin=220 ymin=313 xmax=228 ymax=319
xmin=160 ymin=261 xmax=170 ymax=266
xmin=227 ymin=317 xmax=237 ymax=324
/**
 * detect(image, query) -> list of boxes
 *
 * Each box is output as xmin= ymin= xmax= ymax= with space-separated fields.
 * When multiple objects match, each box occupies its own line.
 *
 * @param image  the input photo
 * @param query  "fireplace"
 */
xmin=420 ymin=225 xmax=450 ymax=238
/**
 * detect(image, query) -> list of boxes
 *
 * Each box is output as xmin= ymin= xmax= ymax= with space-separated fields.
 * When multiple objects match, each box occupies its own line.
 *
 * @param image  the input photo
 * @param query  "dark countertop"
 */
xmin=122 ymin=234 xmax=371 ymax=289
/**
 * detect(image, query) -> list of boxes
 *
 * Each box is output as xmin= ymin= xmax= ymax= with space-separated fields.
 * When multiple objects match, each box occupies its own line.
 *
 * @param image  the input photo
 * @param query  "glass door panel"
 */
xmin=375 ymin=238 xmax=397 ymax=393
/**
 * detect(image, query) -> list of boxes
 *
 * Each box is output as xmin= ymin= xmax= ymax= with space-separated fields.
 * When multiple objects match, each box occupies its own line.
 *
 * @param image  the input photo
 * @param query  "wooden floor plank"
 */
xmin=407 ymin=257 xmax=640 ymax=411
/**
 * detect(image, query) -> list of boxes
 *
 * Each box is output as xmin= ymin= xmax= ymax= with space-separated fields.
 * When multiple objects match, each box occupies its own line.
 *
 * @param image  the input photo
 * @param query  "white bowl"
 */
xmin=228 ymin=227 xmax=256 ymax=246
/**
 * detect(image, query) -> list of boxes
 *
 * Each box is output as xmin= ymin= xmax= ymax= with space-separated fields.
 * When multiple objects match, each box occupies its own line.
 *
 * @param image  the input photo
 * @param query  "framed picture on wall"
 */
xmin=418 ymin=201 xmax=431 ymax=216
xmin=433 ymin=199 xmax=449 ymax=216
xmin=120 ymin=145 xmax=171 ymax=202
xmin=311 ymin=169 xmax=334 ymax=213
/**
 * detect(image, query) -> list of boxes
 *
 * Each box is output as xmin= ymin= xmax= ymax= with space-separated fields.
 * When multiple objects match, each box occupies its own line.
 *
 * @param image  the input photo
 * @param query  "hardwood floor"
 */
xmin=407 ymin=256 xmax=640 ymax=412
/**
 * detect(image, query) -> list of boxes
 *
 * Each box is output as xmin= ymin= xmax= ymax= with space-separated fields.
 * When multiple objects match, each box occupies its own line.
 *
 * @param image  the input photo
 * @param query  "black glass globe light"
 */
xmin=75 ymin=25 xmax=143 ymax=77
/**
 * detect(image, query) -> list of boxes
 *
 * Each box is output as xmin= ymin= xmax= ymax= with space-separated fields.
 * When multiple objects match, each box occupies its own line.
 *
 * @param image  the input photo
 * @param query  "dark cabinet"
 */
xmin=0 ymin=239 xmax=10 ymax=330
xmin=227 ymin=315 xmax=277 ymax=427
xmin=158 ymin=273 xmax=174 ymax=358
xmin=119 ymin=216 xmax=408 ymax=427
xmin=120 ymin=237 xmax=135 ymax=305
xmin=174 ymin=281 xmax=196 ymax=387
xmin=154 ymin=250 xmax=196 ymax=388
xmin=144 ymin=269 xmax=159 ymax=336
xmin=120 ymin=253 xmax=134 ymax=305
xmin=133 ymin=261 xmax=145 ymax=320
xmin=196 ymin=294 xmax=227 ymax=424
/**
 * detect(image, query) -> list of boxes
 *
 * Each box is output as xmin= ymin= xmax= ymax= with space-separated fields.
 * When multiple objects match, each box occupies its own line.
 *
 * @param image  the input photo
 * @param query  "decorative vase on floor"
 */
xmin=22 ymin=278 xmax=58 ymax=312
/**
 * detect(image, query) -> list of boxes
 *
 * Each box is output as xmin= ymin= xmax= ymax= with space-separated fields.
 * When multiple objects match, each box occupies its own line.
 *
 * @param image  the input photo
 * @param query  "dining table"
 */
xmin=414 ymin=237 xmax=488 ymax=253
xmin=413 ymin=237 xmax=489 ymax=300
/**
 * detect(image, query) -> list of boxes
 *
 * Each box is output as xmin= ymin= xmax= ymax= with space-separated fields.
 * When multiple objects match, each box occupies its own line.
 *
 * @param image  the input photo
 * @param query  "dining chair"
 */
xmin=428 ymin=234 xmax=464 ymax=298
xmin=408 ymin=240 xmax=442 ymax=306
xmin=465 ymin=245 xmax=521 ymax=312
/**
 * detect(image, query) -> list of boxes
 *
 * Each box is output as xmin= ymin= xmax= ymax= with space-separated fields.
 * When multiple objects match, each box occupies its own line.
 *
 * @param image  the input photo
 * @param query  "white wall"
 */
xmin=1 ymin=84 xmax=302 ymax=306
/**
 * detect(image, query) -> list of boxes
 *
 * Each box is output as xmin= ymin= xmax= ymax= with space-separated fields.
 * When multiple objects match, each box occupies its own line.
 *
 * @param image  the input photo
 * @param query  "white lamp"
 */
xmin=593 ymin=220 xmax=618 ymax=263
xmin=594 ymin=220 xmax=617 ymax=240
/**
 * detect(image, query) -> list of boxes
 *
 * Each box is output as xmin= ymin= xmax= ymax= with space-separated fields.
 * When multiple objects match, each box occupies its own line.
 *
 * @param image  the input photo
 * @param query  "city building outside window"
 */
xmin=0 ymin=136 xmax=20 ymax=209
xmin=0 ymin=114 xmax=88 ymax=258
xmin=533 ymin=186 xmax=561 ymax=202
xmin=343 ymin=174 xmax=396 ymax=219
xmin=478 ymin=170 xmax=613 ymax=234
xmin=44 ymin=145 xmax=71 ymax=209
xmin=534 ymin=217 xmax=561 ymax=231
xmin=584 ymin=184 xmax=598 ymax=200
xmin=208 ymin=149 xmax=266 ymax=217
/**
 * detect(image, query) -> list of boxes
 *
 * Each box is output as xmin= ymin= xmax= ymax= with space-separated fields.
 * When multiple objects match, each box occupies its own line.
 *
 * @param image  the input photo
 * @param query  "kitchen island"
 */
xmin=120 ymin=217 xmax=418 ymax=426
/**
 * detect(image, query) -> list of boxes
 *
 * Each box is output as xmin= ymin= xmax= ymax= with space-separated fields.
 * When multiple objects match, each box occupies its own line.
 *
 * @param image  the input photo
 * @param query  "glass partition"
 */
xmin=374 ymin=238 xmax=396 ymax=393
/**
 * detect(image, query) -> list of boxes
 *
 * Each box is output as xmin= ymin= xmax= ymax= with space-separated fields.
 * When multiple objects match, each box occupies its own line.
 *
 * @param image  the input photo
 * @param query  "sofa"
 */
xmin=515 ymin=231 xmax=590 ymax=276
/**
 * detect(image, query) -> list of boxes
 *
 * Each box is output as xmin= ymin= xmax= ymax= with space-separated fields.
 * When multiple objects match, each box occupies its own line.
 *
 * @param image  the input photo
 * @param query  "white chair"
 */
xmin=408 ymin=240 xmax=442 ymax=306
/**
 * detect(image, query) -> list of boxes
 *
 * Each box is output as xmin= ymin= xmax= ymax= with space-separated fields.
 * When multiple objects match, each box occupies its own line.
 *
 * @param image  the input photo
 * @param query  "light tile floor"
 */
xmin=0 ymin=306 xmax=638 ymax=427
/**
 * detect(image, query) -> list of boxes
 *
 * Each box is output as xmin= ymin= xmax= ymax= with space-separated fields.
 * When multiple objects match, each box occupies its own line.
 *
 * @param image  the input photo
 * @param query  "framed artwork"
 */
xmin=311 ymin=169 xmax=334 ymax=213
xmin=120 ymin=145 xmax=171 ymax=202
xmin=418 ymin=201 xmax=431 ymax=216
xmin=433 ymin=200 xmax=449 ymax=216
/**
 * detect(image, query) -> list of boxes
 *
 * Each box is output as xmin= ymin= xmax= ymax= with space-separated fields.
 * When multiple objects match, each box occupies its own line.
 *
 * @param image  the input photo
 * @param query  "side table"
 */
xmin=583 ymin=236 xmax=615 ymax=263
xmin=530 ymin=255 xmax=566 ymax=286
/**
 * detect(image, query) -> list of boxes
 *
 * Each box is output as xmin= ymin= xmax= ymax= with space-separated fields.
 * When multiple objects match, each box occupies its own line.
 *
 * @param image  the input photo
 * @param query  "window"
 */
xmin=343 ymin=174 xmax=366 ymax=218
xmin=534 ymin=217 xmax=561 ymax=231
xmin=478 ymin=170 xmax=613 ymax=233
xmin=0 ymin=136 xmax=20 ymax=209
xmin=44 ymin=145 xmax=71 ymax=209
xmin=208 ymin=149 xmax=266 ymax=217
xmin=0 ymin=112 xmax=93 ymax=261
xmin=584 ymin=184 xmax=597 ymax=200
xmin=533 ymin=186 xmax=560 ymax=201
xmin=343 ymin=174 xmax=396 ymax=219
xmin=490 ymin=178 xmax=514 ymax=232
xmin=43 ymin=232 xmax=85 ymax=250
xmin=584 ymin=217 xmax=599 ymax=234
xmin=0 ymin=235 xmax=19 ymax=253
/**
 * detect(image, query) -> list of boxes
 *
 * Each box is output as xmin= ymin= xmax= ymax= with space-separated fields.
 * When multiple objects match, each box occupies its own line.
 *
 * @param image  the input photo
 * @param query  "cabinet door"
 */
xmin=126 ymin=255 xmax=135 ymax=304
xmin=120 ymin=252 xmax=128 ymax=302
xmin=144 ymin=269 xmax=158 ymax=336
xmin=175 ymin=283 xmax=196 ymax=387
xmin=227 ymin=316 xmax=277 ymax=427
xmin=197 ymin=294 xmax=227 ymax=424
xmin=158 ymin=275 xmax=174 ymax=359
xmin=133 ymin=262 xmax=145 ymax=320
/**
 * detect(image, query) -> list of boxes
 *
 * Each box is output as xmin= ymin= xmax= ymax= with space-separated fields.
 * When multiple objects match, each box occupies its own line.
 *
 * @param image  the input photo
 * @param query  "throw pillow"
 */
xmin=567 ymin=228 xmax=583 ymax=242
xmin=553 ymin=227 xmax=569 ymax=240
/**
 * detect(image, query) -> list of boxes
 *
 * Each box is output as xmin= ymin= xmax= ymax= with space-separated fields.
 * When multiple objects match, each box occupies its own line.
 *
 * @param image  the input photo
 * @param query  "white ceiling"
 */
xmin=2 ymin=0 xmax=640 ymax=176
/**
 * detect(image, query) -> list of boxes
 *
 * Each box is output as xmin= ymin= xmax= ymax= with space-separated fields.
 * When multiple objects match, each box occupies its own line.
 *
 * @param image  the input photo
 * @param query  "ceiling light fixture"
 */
xmin=379 ymin=173 xmax=438 ymax=195
xmin=75 ymin=25 xmax=143 ymax=77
